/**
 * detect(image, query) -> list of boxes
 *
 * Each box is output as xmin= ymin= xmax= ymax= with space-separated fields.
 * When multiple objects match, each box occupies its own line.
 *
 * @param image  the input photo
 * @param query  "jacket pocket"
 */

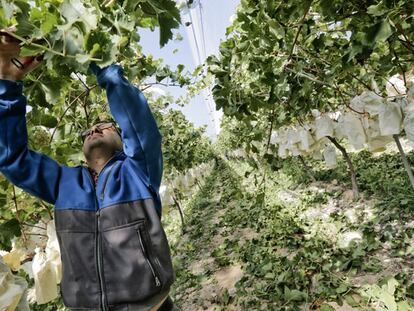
xmin=137 ymin=225 xmax=162 ymax=288
xmin=101 ymin=220 xmax=163 ymax=305
xmin=57 ymin=231 xmax=100 ymax=309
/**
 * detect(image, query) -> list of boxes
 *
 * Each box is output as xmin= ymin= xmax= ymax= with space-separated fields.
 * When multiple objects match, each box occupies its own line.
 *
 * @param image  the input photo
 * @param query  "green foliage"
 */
xmin=0 ymin=2 xmax=215 ymax=309
xmin=30 ymin=297 xmax=67 ymax=311
xmin=208 ymin=0 xmax=414 ymax=150
xmin=167 ymin=155 xmax=414 ymax=309
xmin=159 ymin=109 xmax=214 ymax=178
xmin=0 ymin=218 xmax=21 ymax=251
xmin=0 ymin=1 xmax=199 ymax=192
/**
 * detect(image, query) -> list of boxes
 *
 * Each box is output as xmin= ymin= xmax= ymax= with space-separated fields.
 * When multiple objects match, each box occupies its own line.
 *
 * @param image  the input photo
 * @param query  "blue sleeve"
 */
xmin=0 ymin=80 xmax=61 ymax=204
xmin=92 ymin=64 xmax=163 ymax=191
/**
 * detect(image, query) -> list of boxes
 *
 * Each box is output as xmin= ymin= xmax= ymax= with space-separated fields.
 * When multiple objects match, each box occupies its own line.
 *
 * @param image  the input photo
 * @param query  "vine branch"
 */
xmin=287 ymin=1 xmax=313 ymax=61
xmin=327 ymin=136 xmax=359 ymax=199
xmin=12 ymin=186 xmax=27 ymax=243
xmin=49 ymin=85 xmax=97 ymax=143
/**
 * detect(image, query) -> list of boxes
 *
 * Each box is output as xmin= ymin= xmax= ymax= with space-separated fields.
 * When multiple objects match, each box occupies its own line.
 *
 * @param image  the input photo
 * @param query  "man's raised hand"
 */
xmin=0 ymin=28 xmax=43 ymax=81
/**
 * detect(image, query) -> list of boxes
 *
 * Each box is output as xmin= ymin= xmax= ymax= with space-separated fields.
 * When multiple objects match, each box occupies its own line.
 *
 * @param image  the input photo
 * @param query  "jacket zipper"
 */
xmin=86 ymin=170 xmax=108 ymax=311
xmin=96 ymin=210 xmax=107 ymax=311
xmin=137 ymin=228 xmax=161 ymax=287
xmin=86 ymin=166 xmax=113 ymax=311
xmin=100 ymin=163 xmax=116 ymax=201
xmin=96 ymin=163 xmax=117 ymax=311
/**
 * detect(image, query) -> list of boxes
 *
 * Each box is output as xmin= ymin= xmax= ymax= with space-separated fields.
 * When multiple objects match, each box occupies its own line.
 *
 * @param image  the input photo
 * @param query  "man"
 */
xmin=0 ymin=31 xmax=177 ymax=311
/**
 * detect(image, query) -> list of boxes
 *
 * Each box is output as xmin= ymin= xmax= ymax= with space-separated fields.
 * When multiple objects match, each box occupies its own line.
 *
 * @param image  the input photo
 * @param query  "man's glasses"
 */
xmin=81 ymin=122 xmax=116 ymax=141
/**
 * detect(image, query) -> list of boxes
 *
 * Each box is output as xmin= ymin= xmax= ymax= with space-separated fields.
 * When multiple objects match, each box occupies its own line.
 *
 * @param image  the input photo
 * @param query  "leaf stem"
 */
xmin=21 ymin=222 xmax=46 ymax=230
xmin=40 ymin=201 xmax=54 ymax=220
xmin=5 ymin=31 xmax=102 ymax=61
xmin=284 ymin=67 xmax=354 ymax=97
xmin=287 ymin=1 xmax=312 ymax=61
xmin=49 ymin=85 xmax=97 ymax=144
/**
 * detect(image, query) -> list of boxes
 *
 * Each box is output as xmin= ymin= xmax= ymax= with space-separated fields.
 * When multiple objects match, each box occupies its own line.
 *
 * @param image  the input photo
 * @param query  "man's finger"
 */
xmin=0 ymin=26 xmax=18 ymax=35
xmin=18 ymin=55 xmax=43 ymax=75
xmin=0 ymin=32 xmax=13 ymax=44
xmin=11 ymin=58 xmax=25 ymax=69
xmin=4 ymin=26 xmax=17 ymax=32
xmin=12 ymin=55 xmax=43 ymax=75
xmin=0 ymin=30 xmax=21 ymax=44
xmin=0 ymin=31 xmax=12 ymax=38
xmin=22 ymin=56 xmax=36 ymax=68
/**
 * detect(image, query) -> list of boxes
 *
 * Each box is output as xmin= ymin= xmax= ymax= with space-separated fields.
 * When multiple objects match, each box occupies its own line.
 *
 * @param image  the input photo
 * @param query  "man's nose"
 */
xmin=90 ymin=126 xmax=103 ymax=135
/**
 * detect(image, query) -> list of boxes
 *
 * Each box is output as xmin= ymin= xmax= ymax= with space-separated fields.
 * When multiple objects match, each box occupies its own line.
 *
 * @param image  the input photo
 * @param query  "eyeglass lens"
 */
xmin=81 ymin=123 xmax=114 ymax=139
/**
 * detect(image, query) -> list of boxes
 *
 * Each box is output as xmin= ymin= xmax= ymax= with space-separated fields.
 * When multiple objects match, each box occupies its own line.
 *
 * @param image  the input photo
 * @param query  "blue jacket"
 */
xmin=0 ymin=65 xmax=175 ymax=311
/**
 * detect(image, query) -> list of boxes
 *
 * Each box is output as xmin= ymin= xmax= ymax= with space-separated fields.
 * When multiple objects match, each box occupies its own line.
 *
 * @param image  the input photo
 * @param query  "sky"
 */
xmin=138 ymin=0 xmax=240 ymax=140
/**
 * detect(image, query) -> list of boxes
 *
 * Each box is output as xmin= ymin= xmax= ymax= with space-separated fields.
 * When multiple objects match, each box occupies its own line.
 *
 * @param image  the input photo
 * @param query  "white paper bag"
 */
xmin=364 ymin=117 xmax=381 ymax=137
xmin=312 ymin=150 xmax=323 ymax=160
xmin=32 ymin=248 xmax=58 ymax=304
xmin=160 ymin=185 xmax=174 ymax=206
xmin=398 ymin=97 xmax=414 ymax=116
xmin=323 ymin=145 xmax=337 ymax=168
xmin=289 ymin=144 xmax=301 ymax=157
xmin=0 ymin=256 xmax=28 ymax=311
xmin=367 ymin=136 xmax=393 ymax=153
xmin=287 ymin=128 xmax=301 ymax=145
xmin=315 ymin=115 xmax=334 ymax=140
xmin=311 ymin=109 xmax=321 ymax=118
xmin=342 ymin=113 xmax=367 ymax=150
xmin=407 ymin=82 xmax=414 ymax=100
xmin=45 ymin=221 xmax=62 ymax=284
xmin=277 ymin=128 xmax=288 ymax=145
xmin=404 ymin=113 xmax=414 ymax=143
xmin=350 ymin=91 xmax=384 ymax=116
xmin=278 ymin=144 xmax=288 ymax=159
xmin=2 ymin=248 xmax=25 ymax=272
xmin=379 ymin=101 xmax=402 ymax=136
xmin=298 ymin=128 xmax=314 ymax=151
xmin=333 ymin=119 xmax=347 ymax=140
xmin=270 ymin=131 xmax=279 ymax=145
xmin=386 ymin=75 xmax=406 ymax=97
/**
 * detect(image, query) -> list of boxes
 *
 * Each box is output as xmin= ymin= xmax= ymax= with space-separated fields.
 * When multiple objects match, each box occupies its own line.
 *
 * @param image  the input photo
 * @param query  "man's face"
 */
xmin=82 ymin=123 xmax=123 ymax=159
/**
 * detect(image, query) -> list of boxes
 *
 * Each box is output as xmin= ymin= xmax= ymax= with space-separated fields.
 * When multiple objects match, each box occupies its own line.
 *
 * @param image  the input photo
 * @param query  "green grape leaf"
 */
xmin=28 ymin=111 xmax=58 ymax=128
xmin=15 ymin=16 xmax=36 ymax=37
xmin=76 ymin=53 xmax=90 ymax=64
xmin=40 ymin=12 xmax=58 ymax=35
xmin=364 ymin=20 xmax=393 ymax=46
xmin=144 ymin=0 xmax=181 ymax=47
xmin=20 ymin=45 xmax=46 ymax=57
xmin=158 ymin=14 xmax=180 ymax=47
xmin=1 ymin=0 xmax=14 ymax=19
xmin=0 ymin=8 xmax=8 ymax=28
xmin=367 ymin=4 xmax=388 ymax=16
xmin=381 ymin=291 xmax=397 ymax=311
xmin=320 ymin=305 xmax=335 ymax=311
xmin=0 ymin=219 xmax=21 ymax=252
xmin=61 ymin=0 xmax=98 ymax=33
xmin=284 ymin=287 xmax=307 ymax=301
